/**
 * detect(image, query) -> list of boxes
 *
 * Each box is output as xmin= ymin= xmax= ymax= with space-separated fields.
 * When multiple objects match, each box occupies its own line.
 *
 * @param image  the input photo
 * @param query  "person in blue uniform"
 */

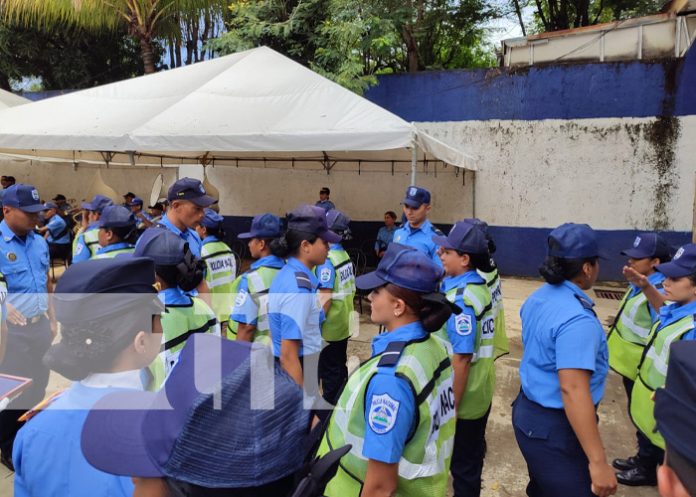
xmin=231 ymin=213 xmax=285 ymax=342
xmin=374 ymin=211 xmax=398 ymax=258
xmin=392 ymin=185 xmax=443 ymax=266
xmin=268 ymin=205 xmax=341 ymax=398
xmin=38 ymin=201 xmax=71 ymax=261
xmin=73 ymin=194 xmax=114 ymax=263
xmin=513 ymin=223 xmax=616 ymax=497
xmin=93 ymin=205 xmax=138 ymax=258
xmin=128 ymin=196 xmax=154 ymax=230
xmin=0 ymin=184 xmax=55 ymax=471
xmin=156 ymin=177 xmax=216 ymax=258
xmin=315 ymin=187 xmax=336 ymax=211
xmin=12 ymin=257 xmax=164 ymax=497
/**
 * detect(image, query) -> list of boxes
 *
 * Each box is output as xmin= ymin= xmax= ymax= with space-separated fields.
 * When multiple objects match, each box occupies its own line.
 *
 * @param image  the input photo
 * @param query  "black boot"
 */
xmin=612 ymin=455 xmax=642 ymax=471
xmin=616 ymin=466 xmax=657 ymax=486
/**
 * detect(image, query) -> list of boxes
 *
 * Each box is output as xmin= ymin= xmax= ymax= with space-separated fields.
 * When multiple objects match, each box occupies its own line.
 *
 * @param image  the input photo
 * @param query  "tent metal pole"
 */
xmin=410 ymin=141 xmax=418 ymax=186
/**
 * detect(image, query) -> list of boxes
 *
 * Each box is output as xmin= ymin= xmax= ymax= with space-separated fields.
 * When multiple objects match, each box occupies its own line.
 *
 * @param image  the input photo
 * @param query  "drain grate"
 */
xmin=595 ymin=289 xmax=625 ymax=301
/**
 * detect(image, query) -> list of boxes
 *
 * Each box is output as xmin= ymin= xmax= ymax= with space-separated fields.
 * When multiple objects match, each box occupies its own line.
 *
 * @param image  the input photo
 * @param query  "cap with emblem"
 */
xmin=326 ymin=209 xmax=351 ymax=234
xmin=432 ymin=220 xmax=488 ymax=255
xmin=81 ymin=194 xmax=114 ymax=214
xmin=2 ymin=184 xmax=45 ymax=213
xmin=547 ymin=223 xmax=607 ymax=259
xmin=655 ymin=341 xmax=696 ymax=474
xmin=99 ymin=205 xmax=137 ymax=230
xmin=286 ymin=205 xmax=342 ymax=244
xmin=237 ymin=213 xmax=283 ymax=240
xmin=621 ymin=232 xmax=671 ymax=260
xmin=134 ymin=228 xmax=188 ymax=265
xmin=167 ymin=178 xmax=216 ymax=207
xmin=200 ymin=208 xmax=224 ymax=229
xmin=656 ymin=243 xmax=696 ymax=278
xmin=81 ymin=334 xmax=310 ymax=487
xmin=129 ymin=197 xmax=144 ymax=207
xmin=357 ymin=243 xmax=444 ymax=293
xmin=401 ymin=185 xmax=431 ymax=209
xmin=42 ymin=201 xmax=59 ymax=211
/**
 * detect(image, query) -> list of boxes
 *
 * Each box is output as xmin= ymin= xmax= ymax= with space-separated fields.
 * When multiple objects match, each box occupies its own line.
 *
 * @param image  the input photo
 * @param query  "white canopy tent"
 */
xmin=0 ymin=89 xmax=29 ymax=109
xmin=0 ymin=46 xmax=475 ymax=184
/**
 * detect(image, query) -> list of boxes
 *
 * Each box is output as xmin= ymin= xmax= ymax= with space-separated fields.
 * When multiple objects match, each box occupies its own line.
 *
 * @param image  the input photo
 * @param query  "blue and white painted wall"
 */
xmin=365 ymin=47 xmax=696 ymax=280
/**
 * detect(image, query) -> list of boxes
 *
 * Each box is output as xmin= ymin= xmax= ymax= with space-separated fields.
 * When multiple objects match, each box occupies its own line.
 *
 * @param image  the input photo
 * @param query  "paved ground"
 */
xmin=0 ymin=277 xmax=659 ymax=496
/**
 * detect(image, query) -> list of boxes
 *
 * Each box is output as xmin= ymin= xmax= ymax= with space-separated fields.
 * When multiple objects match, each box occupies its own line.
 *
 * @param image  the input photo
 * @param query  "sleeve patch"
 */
xmin=455 ymin=313 xmax=473 ymax=336
xmin=235 ymin=289 xmax=248 ymax=306
xmin=319 ymin=267 xmax=332 ymax=283
xmin=368 ymin=393 xmax=400 ymax=435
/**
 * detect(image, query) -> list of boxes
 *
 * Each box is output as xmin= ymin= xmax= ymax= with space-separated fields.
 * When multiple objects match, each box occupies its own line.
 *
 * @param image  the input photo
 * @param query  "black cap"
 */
xmin=52 ymin=194 xmax=66 ymax=201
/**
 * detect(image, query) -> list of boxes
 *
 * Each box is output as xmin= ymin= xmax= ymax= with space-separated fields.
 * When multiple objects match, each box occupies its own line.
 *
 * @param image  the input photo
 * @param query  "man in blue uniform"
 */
xmin=128 ymin=196 xmax=153 ymax=230
xmin=392 ymin=185 xmax=443 ymax=266
xmin=0 ymin=184 xmax=55 ymax=470
xmin=38 ymin=201 xmax=71 ymax=261
xmin=315 ymin=187 xmax=336 ymax=212
xmin=73 ymin=194 xmax=113 ymax=263
xmin=156 ymin=177 xmax=216 ymax=258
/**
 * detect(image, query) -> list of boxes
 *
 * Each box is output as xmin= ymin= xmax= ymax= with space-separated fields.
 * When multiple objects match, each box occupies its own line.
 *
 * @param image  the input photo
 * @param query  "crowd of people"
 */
xmin=0 ymin=177 xmax=693 ymax=497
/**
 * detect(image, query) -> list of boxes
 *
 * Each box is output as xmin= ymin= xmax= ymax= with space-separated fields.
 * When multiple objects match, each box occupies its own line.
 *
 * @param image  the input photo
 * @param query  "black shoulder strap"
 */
xmin=377 ymin=341 xmax=408 ymax=368
xmin=295 ymin=272 xmax=313 ymax=290
xmin=574 ymin=294 xmax=597 ymax=317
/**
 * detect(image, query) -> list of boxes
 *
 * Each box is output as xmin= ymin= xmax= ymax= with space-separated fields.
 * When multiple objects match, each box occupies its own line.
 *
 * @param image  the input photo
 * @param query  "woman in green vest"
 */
xmin=317 ymin=242 xmax=458 ymax=497
xmin=433 ymin=220 xmax=496 ymax=497
xmin=229 ymin=213 xmax=285 ymax=344
xmin=133 ymin=228 xmax=220 ymax=388
xmin=629 ymin=243 xmax=696 ymax=475
xmin=608 ymin=233 xmax=670 ymax=486
xmin=195 ymin=209 xmax=237 ymax=330
xmin=93 ymin=205 xmax=137 ymax=259
xmin=316 ymin=209 xmax=356 ymax=405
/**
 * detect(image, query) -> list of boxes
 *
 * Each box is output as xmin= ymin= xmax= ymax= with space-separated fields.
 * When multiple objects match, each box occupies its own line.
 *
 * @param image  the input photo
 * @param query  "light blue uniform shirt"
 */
xmin=158 ymin=215 xmax=203 ymax=257
xmin=45 ymin=215 xmax=70 ymax=245
xmin=159 ymin=286 xmax=192 ymax=306
xmin=627 ymin=271 xmax=666 ymax=322
xmin=0 ymin=221 xmax=49 ymax=317
xmin=315 ymin=200 xmax=336 ymax=212
xmin=268 ymin=257 xmax=324 ymax=357
xmin=375 ymin=225 xmax=396 ymax=253
xmin=12 ymin=371 xmax=147 ymax=497
xmin=94 ymin=242 xmax=134 ymax=258
xmin=392 ymin=220 xmax=442 ymax=266
xmin=231 ymin=255 xmax=285 ymax=325
xmin=441 ymin=271 xmax=484 ymax=355
xmin=655 ymin=300 xmax=696 ymax=341
xmin=72 ymin=223 xmax=99 ymax=263
xmin=362 ymin=322 xmax=424 ymax=463
xmin=519 ymin=280 xmax=609 ymax=409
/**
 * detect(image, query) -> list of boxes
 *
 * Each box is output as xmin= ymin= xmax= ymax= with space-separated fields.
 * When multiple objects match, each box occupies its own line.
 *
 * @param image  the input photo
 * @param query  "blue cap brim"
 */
xmin=620 ymin=248 xmax=653 ymax=259
xmin=236 ymin=232 xmax=254 ymax=239
xmin=81 ymin=202 xmax=95 ymax=211
xmin=431 ymin=235 xmax=455 ymax=250
xmin=356 ymin=271 xmax=387 ymax=290
xmin=20 ymin=204 xmax=48 ymax=213
xmin=319 ymin=229 xmax=342 ymax=244
xmin=656 ymin=261 xmax=692 ymax=278
xmin=401 ymin=198 xmax=422 ymax=209
xmin=189 ymin=195 xmax=216 ymax=207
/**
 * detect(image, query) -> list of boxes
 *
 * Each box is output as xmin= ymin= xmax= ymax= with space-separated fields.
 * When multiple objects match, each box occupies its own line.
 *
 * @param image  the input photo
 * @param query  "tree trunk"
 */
xmin=513 ymin=0 xmax=527 ymax=36
xmin=0 ymin=71 xmax=10 ymax=91
xmin=402 ymin=25 xmax=420 ymax=73
xmin=138 ymin=33 xmax=156 ymax=73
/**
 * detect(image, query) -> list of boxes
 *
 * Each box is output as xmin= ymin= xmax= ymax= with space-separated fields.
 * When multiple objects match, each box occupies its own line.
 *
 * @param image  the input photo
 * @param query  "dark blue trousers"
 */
xmin=512 ymin=391 xmax=595 ymax=497
xmin=621 ymin=376 xmax=664 ymax=468
xmin=451 ymin=406 xmax=491 ymax=497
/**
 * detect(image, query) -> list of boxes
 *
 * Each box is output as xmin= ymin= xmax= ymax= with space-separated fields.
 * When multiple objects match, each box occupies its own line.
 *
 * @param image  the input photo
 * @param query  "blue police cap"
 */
xmin=42 ymin=201 xmax=59 ymax=210
xmin=547 ymin=223 xmax=605 ymax=259
xmin=656 ymin=244 xmax=696 ymax=278
xmin=621 ymin=233 xmax=671 ymax=260
xmin=326 ymin=209 xmax=351 ymax=233
xmin=401 ymin=185 xmax=431 ymax=209
xmin=167 ymin=177 xmax=216 ymax=207
xmin=81 ymin=334 xmax=310 ymax=486
xmin=129 ymin=196 xmax=144 ymax=207
xmin=237 ymin=213 xmax=283 ymax=240
xmin=81 ymin=194 xmax=114 ymax=214
xmin=357 ymin=243 xmax=444 ymax=293
xmin=655 ymin=341 xmax=696 ymax=467
xmin=53 ymin=257 xmax=163 ymax=325
xmin=2 ymin=184 xmax=44 ymax=213
xmin=99 ymin=205 xmax=137 ymax=229
xmin=200 ymin=208 xmax=224 ymax=229
xmin=134 ymin=228 xmax=188 ymax=265
xmin=432 ymin=220 xmax=488 ymax=254
xmin=286 ymin=205 xmax=341 ymax=243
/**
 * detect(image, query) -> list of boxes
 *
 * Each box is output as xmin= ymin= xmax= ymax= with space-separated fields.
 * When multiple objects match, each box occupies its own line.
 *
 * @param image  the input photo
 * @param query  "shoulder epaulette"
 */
xmin=377 ymin=341 xmax=408 ymax=368
xmin=294 ymin=272 xmax=313 ymax=290
xmin=574 ymin=294 xmax=597 ymax=316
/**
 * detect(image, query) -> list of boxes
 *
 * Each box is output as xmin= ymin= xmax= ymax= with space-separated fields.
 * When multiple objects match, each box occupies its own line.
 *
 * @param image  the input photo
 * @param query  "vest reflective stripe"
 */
xmin=83 ymin=228 xmax=100 ymax=257
xmin=318 ymin=336 xmax=456 ymax=497
xmin=320 ymin=249 xmax=356 ymax=342
xmin=439 ymin=282 xmax=496 ymax=420
xmin=92 ymin=247 xmax=134 ymax=259
xmin=479 ymin=269 xmax=509 ymax=360
xmin=201 ymin=241 xmax=236 ymax=324
xmin=608 ymin=288 xmax=657 ymax=380
xmin=234 ymin=265 xmax=280 ymax=344
xmin=629 ymin=315 xmax=695 ymax=449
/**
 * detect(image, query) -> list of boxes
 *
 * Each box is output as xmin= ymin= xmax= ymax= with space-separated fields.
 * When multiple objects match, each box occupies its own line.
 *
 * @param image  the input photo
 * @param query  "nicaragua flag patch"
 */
xmin=368 ymin=393 xmax=400 ymax=435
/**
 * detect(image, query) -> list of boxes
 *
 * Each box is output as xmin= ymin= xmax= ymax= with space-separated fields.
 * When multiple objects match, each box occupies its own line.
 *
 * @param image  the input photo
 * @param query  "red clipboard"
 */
xmin=0 ymin=373 xmax=32 ymax=402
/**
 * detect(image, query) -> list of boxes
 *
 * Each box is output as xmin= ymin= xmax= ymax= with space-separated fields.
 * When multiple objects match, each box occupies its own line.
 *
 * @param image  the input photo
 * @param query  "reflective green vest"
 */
xmin=436 ymin=281 xmax=496 ymax=420
xmin=479 ymin=267 xmax=509 ymax=360
xmin=201 ymin=239 xmax=237 ymax=325
xmin=317 ymin=335 xmax=456 ymax=497
xmin=630 ymin=314 xmax=696 ymax=449
xmin=92 ymin=246 xmax=135 ymax=259
xmin=77 ymin=228 xmax=100 ymax=258
xmin=318 ymin=249 xmax=356 ymax=342
xmin=71 ymin=227 xmax=84 ymax=256
xmin=607 ymin=286 xmax=658 ymax=380
xmin=153 ymin=296 xmax=220 ymax=389
xmin=228 ymin=265 xmax=281 ymax=346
